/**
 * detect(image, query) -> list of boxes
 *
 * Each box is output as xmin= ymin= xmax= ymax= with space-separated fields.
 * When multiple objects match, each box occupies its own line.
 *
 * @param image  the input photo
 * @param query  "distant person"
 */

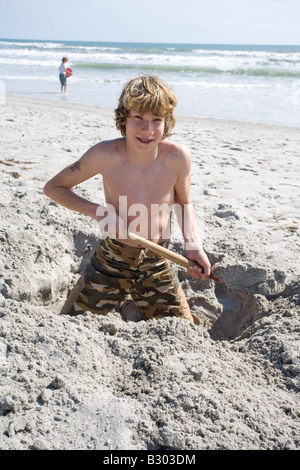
xmin=59 ymin=57 xmax=68 ymax=94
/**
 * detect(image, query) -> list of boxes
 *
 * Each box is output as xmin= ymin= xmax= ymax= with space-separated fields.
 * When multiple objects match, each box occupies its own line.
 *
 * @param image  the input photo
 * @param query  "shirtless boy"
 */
xmin=43 ymin=75 xmax=211 ymax=324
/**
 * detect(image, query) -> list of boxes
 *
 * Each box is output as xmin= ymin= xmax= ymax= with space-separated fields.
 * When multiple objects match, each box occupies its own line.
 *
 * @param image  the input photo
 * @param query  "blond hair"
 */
xmin=115 ymin=75 xmax=178 ymax=139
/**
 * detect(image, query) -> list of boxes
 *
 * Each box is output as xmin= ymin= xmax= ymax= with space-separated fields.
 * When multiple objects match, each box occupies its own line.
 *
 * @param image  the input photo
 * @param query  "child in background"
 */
xmin=59 ymin=57 xmax=68 ymax=94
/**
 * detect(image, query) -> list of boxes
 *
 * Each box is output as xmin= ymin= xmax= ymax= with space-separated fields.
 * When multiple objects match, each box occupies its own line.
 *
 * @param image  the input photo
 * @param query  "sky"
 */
xmin=0 ymin=0 xmax=299 ymax=45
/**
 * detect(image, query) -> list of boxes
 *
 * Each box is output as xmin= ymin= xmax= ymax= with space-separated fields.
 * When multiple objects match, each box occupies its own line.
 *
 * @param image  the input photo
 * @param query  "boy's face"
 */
xmin=125 ymin=109 xmax=165 ymax=148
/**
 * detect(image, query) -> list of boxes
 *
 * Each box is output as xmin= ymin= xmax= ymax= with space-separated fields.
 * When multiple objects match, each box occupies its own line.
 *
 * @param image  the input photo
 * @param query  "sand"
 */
xmin=0 ymin=94 xmax=299 ymax=450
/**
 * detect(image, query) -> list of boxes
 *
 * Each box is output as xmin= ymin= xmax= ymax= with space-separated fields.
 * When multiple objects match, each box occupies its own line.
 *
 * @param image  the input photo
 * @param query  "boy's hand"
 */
xmin=186 ymin=248 xmax=211 ymax=280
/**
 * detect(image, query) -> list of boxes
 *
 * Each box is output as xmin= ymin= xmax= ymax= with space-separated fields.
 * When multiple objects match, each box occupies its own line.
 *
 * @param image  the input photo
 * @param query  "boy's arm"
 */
xmin=43 ymin=143 xmax=105 ymax=220
xmin=174 ymin=145 xmax=211 ymax=280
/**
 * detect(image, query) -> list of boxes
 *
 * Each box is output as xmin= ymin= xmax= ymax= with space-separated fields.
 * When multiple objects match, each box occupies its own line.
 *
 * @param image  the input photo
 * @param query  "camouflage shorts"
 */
xmin=60 ymin=237 xmax=193 ymax=322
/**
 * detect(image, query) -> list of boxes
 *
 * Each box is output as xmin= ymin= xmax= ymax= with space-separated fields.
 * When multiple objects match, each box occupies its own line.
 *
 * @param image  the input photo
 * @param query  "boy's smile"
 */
xmin=137 ymin=137 xmax=154 ymax=144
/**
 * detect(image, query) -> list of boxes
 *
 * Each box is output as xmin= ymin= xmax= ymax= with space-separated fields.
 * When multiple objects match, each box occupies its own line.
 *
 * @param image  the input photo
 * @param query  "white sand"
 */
xmin=0 ymin=94 xmax=299 ymax=450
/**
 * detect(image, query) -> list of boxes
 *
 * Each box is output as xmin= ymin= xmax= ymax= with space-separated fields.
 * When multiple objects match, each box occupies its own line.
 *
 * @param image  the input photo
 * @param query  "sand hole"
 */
xmin=209 ymin=284 xmax=263 ymax=340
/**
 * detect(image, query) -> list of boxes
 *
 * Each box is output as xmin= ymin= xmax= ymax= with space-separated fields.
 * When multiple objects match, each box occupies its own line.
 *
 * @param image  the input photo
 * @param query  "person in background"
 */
xmin=59 ymin=57 xmax=68 ymax=94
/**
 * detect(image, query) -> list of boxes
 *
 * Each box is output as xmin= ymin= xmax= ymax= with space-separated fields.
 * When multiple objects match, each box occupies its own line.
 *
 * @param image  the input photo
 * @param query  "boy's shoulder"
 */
xmin=90 ymin=138 xmax=191 ymax=166
xmin=161 ymin=138 xmax=190 ymax=153
xmin=160 ymin=139 xmax=191 ymax=165
xmin=94 ymin=138 xmax=190 ymax=157
xmin=95 ymin=137 xmax=124 ymax=150
xmin=81 ymin=138 xmax=125 ymax=173
xmin=89 ymin=138 xmax=125 ymax=159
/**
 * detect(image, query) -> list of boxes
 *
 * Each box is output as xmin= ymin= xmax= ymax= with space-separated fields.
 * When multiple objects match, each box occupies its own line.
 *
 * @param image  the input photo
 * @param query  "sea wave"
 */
xmin=73 ymin=61 xmax=300 ymax=78
xmin=1 ymin=44 xmax=299 ymax=78
xmin=1 ymin=39 xmax=300 ymax=127
xmin=0 ymin=40 xmax=65 ymax=49
xmin=1 ymin=55 xmax=299 ymax=78
xmin=1 ymin=39 xmax=299 ymax=69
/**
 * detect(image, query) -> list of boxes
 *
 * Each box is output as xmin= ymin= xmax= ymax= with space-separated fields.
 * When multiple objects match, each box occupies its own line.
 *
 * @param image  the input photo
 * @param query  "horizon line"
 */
xmin=1 ymin=37 xmax=300 ymax=48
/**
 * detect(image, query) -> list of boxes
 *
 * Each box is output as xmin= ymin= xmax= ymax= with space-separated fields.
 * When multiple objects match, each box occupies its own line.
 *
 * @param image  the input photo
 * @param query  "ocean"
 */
xmin=1 ymin=39 xmax=300 ymax=127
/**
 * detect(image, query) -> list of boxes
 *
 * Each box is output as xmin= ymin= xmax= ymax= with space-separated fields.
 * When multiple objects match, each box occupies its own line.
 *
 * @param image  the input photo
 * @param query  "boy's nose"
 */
xmin=141 ymin=120 xmax=153 ymax=132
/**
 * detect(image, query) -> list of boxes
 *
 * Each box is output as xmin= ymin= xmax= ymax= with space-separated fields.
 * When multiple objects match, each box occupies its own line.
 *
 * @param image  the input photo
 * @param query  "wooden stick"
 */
xmin=128 ymin=232 xmax=190 ymax=268
xmin=127 ymin=232 xmax=220 ymax=282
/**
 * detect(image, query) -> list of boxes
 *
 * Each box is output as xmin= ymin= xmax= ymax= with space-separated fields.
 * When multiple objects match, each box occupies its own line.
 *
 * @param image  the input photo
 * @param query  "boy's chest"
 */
xmin=103 ymin=161 xmax=177 ymax=204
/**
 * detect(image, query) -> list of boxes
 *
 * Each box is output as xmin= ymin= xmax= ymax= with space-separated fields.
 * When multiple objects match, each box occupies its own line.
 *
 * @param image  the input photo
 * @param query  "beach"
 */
xmin=1 ymin=40 xmax=300 ymax=128
xmin=0 ymin=94 xmax=299 ymax=450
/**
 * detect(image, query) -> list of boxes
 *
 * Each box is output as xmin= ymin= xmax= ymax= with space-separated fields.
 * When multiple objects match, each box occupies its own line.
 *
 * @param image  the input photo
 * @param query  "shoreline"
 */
xmin=5 ymin=92 xmax=300 ymax=131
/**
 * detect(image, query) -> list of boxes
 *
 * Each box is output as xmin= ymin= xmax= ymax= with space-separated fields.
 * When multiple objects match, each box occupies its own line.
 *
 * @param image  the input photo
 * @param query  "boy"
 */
xmin=44 ymin=75 xmax=211 ymax=324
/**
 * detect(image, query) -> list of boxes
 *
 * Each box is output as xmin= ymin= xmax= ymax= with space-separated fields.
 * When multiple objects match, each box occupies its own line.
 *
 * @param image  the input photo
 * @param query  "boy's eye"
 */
xmin=132 ymin=114 xmax=163 ymax=122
